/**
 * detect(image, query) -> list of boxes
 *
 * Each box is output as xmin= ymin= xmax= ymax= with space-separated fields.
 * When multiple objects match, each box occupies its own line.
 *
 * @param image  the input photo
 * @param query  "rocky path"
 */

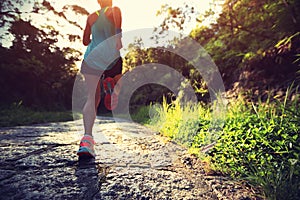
xmin=0 ymin=117 xmax=260 ymax=200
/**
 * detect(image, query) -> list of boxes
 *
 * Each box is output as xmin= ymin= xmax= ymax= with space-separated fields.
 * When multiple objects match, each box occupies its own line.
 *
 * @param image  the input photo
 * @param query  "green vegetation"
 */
xmin=0 ymin=103 xmax=74 ymax=127
xmin=1 ymin=1 xmax=300 ymax=198
xmin=210 ymin=93 xmax=300 ymax=199
xmin=131 ymin=105 xmax=151 ymax=124
xmin=0 ymin=0 xmax=84 ymax=111
xmin=127 ymin=0 xmax=300 ymax=103
xmin=143 ymin=88 xmax=299 ymax=200
xmin=0 ymin=0 xmax=87 ymax=126
xmin=131 ymin=3 xmax=300 ymax=198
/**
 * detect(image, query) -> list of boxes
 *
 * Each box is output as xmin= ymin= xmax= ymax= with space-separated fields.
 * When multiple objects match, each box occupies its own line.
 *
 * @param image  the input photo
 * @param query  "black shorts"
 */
xmin=80 ymin=57 xmax=123 ymax=78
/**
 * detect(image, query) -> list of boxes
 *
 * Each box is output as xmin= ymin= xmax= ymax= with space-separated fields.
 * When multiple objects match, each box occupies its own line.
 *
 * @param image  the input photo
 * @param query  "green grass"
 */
xmin=143 ymin=87 xmax=300 ymax=200
xmin=0 ymin=103 xmax=75 ymax=127
xmin=209 ymin=94 xmax=300 ymax=199
xmin=131 ymin=105 xmax=151 ymax=124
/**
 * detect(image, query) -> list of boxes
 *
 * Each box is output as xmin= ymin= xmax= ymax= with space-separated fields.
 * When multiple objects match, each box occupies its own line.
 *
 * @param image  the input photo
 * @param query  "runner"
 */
xmin=77 ymin=0 xmax=122 ymax=158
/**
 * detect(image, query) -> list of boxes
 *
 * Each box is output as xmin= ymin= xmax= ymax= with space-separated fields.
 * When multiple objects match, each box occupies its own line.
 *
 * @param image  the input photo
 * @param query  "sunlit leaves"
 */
xmin=155 ymin=3 xmax=195 ymax=36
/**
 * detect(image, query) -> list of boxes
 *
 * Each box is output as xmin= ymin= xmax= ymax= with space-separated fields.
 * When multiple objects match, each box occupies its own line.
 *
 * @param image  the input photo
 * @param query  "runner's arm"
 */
xmin=83 ymin=17 xmax=92 ymax=46
xmin=112 ymin=7 xmax=122 ymax=50
xmin=112 ymin=7 xmax=122 ymax=30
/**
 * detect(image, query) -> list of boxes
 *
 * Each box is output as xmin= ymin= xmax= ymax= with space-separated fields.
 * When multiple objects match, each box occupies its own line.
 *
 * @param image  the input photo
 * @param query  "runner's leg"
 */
xmin=83 ymin=74 xmax=100 ymax=136
xmin=95 ymin=80 xmax=101 ymax=111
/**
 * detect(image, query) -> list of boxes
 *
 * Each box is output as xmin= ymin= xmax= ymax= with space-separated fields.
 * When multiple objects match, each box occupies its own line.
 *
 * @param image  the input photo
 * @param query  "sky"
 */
xmin=58 ymin=0 xmax=221 ymax=51
xmin=52 ymin=0 xmax=217 ymax=31
xmin=1 ymin=0 xmax=223 ymax=60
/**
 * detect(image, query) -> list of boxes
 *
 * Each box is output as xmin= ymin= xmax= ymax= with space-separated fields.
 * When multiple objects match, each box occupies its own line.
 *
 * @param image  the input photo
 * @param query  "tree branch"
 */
xmin=0 ymin=10 xmax=21 ymax=15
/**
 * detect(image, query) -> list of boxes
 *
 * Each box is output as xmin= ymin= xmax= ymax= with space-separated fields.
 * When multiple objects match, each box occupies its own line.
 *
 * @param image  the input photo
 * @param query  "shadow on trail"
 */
xmin=75 ymin=157 xmax=100 ymax=199
xmin=75 ymin=157 xmax=110 ymax=200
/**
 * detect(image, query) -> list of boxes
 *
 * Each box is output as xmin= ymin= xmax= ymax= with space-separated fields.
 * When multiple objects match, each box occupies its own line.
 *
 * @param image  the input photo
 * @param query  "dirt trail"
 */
xmin=0 ymin=117 xmax=260 ymax=199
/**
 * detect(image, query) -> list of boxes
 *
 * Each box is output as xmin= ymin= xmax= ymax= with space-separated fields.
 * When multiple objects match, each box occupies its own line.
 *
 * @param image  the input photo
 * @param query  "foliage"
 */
xmin=0 ymin=0 xmax=88 ymax=30
xmin=135 ymin=2 xmax=300 ymax=195
xmin=123 ymin=42 xmax=210 ymax=106
xmin=0 ymin=0 xmax=87 ymax=110
xmin=154 ymin=3 xmax=196 ymax=37
xmin=123 ymin=0 xmax=300 ymax=109
xmin=0 ymin=18 xmax=78 ymax=109
xmin=191 ymin=0 xmax=300 ymax=70
xmin=245 ymin=159 xmax=299 ymax=200
xmin=148 ymin=88 xmax=300 ymax=200
xmin=209 ymin=91 xmax=300 ymax=199
xmin=130 ymin=105 xmax=150 ymax=124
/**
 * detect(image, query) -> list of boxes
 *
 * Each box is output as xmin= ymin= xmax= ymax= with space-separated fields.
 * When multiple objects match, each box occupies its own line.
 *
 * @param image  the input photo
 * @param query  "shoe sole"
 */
xmin=77 ymin=147 xmax=95 ymax=158
xmin=77 ymin=152 xmax=95 ymax=158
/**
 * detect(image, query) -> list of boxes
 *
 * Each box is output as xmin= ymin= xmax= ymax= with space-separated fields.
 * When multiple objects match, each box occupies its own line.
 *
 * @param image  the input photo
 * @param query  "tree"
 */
xmin=0 ymin=0 xmax=89 ymax=110
xmin=129 ymin=0 xmax=300 ymax=101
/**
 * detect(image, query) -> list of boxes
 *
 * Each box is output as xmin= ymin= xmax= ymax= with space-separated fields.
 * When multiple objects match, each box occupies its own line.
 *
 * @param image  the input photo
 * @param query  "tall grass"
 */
xmin=146 ymin=88 xmax=300 ymax=200
xmin=149 ymin=97 xmax=213 ymax=147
